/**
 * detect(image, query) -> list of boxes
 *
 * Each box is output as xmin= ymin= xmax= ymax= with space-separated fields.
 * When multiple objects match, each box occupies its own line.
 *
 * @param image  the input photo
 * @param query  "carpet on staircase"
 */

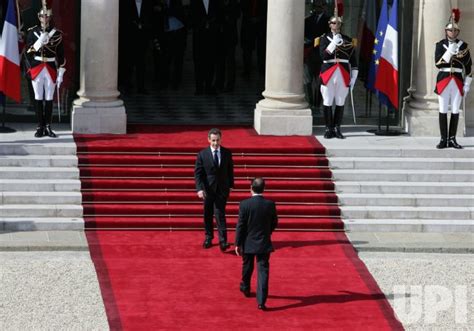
xmin=75 ymin=125 xmax=342 ymax=230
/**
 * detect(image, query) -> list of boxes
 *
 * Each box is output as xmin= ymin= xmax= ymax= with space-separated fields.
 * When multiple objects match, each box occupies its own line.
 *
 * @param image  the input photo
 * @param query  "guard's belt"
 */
xmin=34 ymin=56 xmax=55 ymax=62
xmin=323 ymin=59 xmax=349 ymax=64
xmin=439 ymin=67 xmax=463 ymax=73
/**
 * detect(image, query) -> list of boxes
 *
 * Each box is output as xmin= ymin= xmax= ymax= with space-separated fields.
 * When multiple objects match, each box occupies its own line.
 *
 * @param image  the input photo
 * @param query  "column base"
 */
xmin=254 ymin=104 xmax=313 ymax=136
xmin=405 ymin=108 xmax=466 ymax=137
xmin=72 ymin=101 xmax=127 ymax=134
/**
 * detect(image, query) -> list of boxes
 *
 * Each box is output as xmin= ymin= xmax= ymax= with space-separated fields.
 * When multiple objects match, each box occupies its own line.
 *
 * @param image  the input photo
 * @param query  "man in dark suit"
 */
xmin=189 ymin=0 xmax=222 ymax=95
xmin=119 ymin=0 xmax=154 ymax=94
xmin=195 ymin=128 xmax=234 ymax=251
xmin=235 ymin=177 xmax=278 ymax=311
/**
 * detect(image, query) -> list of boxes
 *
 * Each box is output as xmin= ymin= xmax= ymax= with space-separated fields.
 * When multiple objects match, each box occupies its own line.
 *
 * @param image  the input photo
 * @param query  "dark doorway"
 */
xmin=118 ymin=0 xmax=267 ymax=125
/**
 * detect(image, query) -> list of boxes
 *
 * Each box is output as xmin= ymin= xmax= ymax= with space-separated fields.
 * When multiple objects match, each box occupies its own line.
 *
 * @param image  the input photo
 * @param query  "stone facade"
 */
xmin=72 ymin=0 xmax=473 ymax=136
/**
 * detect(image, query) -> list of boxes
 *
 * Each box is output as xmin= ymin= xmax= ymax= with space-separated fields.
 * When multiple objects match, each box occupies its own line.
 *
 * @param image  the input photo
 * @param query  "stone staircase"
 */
xmin=326 ymin=147 xmax=474 ymax=232
xmin=0 ymin=140 xmax=83 ymax=231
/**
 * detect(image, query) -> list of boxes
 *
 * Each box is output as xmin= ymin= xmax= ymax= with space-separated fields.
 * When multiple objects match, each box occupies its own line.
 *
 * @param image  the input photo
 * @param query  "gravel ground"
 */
xmin=359 ymin=252 xmax=474 ymax=330
xmin=0 ymin=251 xmax=108 ymax=330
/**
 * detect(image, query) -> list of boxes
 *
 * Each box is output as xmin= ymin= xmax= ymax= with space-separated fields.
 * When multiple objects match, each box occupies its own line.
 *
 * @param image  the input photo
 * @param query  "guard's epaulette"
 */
xmin=314 ymin=37 xmax=320 ymax=47
xmin=352 ymin=38 xmax=358 ymax=47
xmin=28 ymin=25 xmax=37 ymax=31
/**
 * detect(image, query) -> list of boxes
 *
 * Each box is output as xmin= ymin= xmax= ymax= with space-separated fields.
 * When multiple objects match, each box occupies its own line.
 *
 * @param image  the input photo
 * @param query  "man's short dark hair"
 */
xmin=208 ymin=128 xmax=222 ymax=138
xmin=251 ymin=177 xmax=265 ymax=194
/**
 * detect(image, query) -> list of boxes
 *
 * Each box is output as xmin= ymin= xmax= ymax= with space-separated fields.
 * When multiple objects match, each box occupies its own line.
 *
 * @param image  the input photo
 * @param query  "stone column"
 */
xmin=71 ymin=0 xmax=126 ymax=134
xmin=404 ymin=0 xmax=464 ymax=136
xmin=254 ymin=0 xmax=312 ymax=136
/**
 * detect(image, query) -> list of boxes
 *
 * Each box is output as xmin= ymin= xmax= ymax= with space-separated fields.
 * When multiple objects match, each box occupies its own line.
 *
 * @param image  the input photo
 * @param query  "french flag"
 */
xmin=0 ymin=0 xmax=21 ymax=103
xmin=374 ymin=0 xmax=398 ymax=109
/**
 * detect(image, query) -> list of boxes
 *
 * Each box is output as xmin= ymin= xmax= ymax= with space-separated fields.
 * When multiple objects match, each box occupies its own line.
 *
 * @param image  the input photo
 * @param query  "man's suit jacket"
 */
xmin=194 ymin=146 xmax=234 ymax=198
xmin=235 ymin=195 xmax=278 ymax=254
xmin=189 ymin=0 xmax=222 ymax=32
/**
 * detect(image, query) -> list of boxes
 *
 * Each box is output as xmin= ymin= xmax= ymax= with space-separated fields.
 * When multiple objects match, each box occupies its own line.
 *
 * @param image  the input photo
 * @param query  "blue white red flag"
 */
xmin=374 ymin=0 xmax=399 ymax=109
xmin=0 ymin=0 xmax=21 ymax=103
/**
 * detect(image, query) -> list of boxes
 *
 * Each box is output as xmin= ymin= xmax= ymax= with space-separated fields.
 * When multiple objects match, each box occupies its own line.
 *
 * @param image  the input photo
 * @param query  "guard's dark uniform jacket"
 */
xmin=435 ymin=38 xmax=472 ymax=96
xmin=317 ymin=33 xmax=357 ymax=87
xmin=26 ymin=25 xmax=65 ymax=81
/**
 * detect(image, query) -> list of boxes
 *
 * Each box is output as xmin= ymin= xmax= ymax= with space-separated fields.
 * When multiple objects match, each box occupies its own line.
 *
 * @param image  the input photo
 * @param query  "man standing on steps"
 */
xmin=434 ymin=8 xmax=472 ymax=149
xmin=26 ymin=4 xmax=65 ymax=138
xmin=235 ymin=177 xmax=278 ymax=311
xmin=317 ymin=3 xmax=357 ymax=139
xmin=195 ymin=128 xmax=234 ymax=252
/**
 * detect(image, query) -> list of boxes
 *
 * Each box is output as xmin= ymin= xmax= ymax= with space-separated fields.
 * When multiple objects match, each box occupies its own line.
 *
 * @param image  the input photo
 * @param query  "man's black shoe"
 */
xmin=240 ymin=287 xmax=250 ymax=297
xmin=258 ymin=304 xmax=267 ymax=311
xmin=219 ymin=242 xmax=229 ymax=252
xmin=203 ymin=238 xmax=212 ymax=249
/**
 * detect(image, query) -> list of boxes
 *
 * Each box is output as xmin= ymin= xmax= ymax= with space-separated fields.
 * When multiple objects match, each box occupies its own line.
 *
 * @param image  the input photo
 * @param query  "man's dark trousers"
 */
xmin=203 ymin=188 xmax=228 ymax=244
xmin=241 ymin=253 xmax=270 ymax=305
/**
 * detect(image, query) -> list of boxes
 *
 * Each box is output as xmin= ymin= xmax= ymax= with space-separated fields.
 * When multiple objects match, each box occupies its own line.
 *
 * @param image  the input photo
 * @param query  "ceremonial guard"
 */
xmin=434 ymin=9 xmax=472 ymax=149
xmin=315 ymin=4 xmax=357 ymax=139
xmin=26 ymin=3 xmax=65 ymax=138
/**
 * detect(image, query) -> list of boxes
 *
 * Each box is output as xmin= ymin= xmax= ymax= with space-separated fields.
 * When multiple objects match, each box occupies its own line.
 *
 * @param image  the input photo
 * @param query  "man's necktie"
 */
xmin=213 ymin=150 xmax=219 ymax=167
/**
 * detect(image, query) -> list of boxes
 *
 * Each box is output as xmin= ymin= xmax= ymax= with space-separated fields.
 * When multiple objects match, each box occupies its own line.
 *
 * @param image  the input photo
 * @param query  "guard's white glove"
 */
xmin=350 ymin=69 xmax=359 ymax=88
xmin=56 ymin=67 xmax=66 ymax=88
xmin=464 ymin=76 xmax=472 ymax=94
xmin=33 ymin=32 xmax=49 ymax=51
xmin=326 ymin=34 xmax=343 ymax=54
xmin=447 ymin=42 xmax=459 ymax=54
xmin=442 ymin=43 xmax=459 ymax=63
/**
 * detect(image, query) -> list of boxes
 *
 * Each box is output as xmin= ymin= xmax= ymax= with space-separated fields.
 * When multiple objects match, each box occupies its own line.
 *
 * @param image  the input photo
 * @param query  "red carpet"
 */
xmin=87 ymin=230 xmax=403 ymax=330
xmin=78 ymin=126 xmax=402 ymax=329
xmin=75 ymin=125 xmax=342 ymax=230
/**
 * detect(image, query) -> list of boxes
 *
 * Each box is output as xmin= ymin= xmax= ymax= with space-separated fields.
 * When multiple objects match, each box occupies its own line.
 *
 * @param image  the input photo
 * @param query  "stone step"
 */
xmin=335 ymin=181 xmax=474 ymax=194
xmin=0 ymin=205 xmax=83 ymax=218
xmin=0 ymin=217 xmax=84 ymax=231
xmin=0 ymin=167 xmax=79 ymax=179
xmin=0 ymin=179 xmax=81 ymax=192
xmin=340 ymin=206 xmax=473 ymax=220
xmin=1 ymin=192 xmax=82 ymax=205
xmin=0 ymin=143 xmax=76 ymax=156
xmin=338 ymin=193 xmax=473 ymax=207
xmin=326 ymin=148 xmax=474 ymax=158
xmin=0 ymin=155 xmax=78 ymax=167
xmin=332 ymin=169 xmax=473 ymax=182
xmin=343 ymin=219 xmax=474 ymax=233
xmin=330 ymin=157 xmax=473 ymax=170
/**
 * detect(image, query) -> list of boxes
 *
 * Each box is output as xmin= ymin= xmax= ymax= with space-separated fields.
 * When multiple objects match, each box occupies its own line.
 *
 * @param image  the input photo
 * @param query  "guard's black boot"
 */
xmin=447 ymin=113 xmax=462 ymax=149
xmin=34 ymin=100 xmax=44 ymax=138
xmin=44 ymin=125 xmax=57 ymax=138
xmin=323 ymin=106 xmax=335 ymax=139
xmin=44 ymin=101 xmax=57 ymax=138
xmin=34 ymin=127 xmax=44 ymax=138
xmin=334 ymin=106 xmax=345 ymax=139
xmin=436 ymin=113 xmax=448 ymax=149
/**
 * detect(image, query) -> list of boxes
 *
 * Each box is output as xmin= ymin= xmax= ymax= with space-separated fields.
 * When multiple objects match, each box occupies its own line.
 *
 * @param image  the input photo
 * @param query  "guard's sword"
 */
xmin=350 ymin=86 xmax=356 ymax=125
xmin=57 ymin=85 xmax=61 ymax=123
xmin=349 ymin=63 xmax=357 ymax=124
